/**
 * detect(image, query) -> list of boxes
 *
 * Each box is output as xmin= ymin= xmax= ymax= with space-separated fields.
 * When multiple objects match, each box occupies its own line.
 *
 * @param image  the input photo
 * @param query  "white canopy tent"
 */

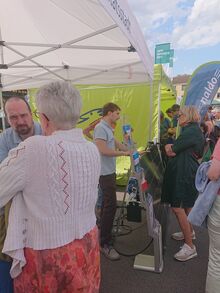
xmin=0 ymin=0 xmax=153 ymax=90
xmin=0 ymin=0 xmax=154 ymax=130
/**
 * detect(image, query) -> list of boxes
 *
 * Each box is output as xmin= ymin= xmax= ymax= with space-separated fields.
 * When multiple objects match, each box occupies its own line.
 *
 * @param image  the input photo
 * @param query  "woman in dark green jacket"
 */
xmin=161 ymin=106 xmax=205 ymax=262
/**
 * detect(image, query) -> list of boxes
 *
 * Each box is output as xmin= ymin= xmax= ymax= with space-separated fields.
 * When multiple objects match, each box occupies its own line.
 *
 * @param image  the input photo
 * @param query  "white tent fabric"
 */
xmin=0 ymin=0 xmax=153 ymax=91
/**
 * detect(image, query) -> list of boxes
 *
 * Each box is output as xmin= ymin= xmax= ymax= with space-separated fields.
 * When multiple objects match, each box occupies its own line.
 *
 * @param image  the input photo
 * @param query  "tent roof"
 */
xmin=0 ymin=0 xmax=153 ymax=90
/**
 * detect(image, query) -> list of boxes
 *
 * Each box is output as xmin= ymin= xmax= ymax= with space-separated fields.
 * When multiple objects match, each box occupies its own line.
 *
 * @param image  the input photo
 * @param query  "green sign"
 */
xmin=155 ymin=43 xmax=173 ymax=64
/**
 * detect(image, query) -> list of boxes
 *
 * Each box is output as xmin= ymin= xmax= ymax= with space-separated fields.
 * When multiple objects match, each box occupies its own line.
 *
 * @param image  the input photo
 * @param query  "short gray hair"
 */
xmin=35 ymin=81 xmax=82 ymax=128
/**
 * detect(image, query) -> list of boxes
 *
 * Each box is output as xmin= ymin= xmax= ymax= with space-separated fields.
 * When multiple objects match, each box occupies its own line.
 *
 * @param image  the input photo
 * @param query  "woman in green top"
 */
xmin=161 ymin=106 xmax=205 ymax=262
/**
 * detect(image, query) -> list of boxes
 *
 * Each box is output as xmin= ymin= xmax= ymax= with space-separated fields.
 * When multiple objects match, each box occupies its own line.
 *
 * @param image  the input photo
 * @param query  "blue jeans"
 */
xmin=0 ymin=260 xmax=13 ymax=293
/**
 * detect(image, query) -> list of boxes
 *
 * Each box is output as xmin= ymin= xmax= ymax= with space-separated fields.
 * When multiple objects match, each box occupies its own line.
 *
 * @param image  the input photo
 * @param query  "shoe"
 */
xmin=174 ymin=243 xmax=197 ymax=261
xmin=171 ymin=231 xmax=196 ymax=241
xmin=100 ymin=245 xmax=120 ymax=261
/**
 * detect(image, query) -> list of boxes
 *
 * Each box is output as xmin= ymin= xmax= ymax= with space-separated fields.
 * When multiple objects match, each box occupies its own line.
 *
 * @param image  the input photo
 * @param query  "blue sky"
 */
xmin=128 ymin=0 xmax=220 ymax=76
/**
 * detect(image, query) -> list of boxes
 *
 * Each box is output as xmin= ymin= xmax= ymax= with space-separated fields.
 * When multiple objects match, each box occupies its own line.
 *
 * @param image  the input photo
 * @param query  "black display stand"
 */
xmin=116 ymin=127 xmax=164 ymax=273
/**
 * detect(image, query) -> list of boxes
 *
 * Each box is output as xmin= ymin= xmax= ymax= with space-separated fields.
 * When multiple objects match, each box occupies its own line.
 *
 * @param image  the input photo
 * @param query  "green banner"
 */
xmin=29 ymin=67 xmax=176 ymax=147
xmin=28 ymin=68 xmax=176 ymax=185
xmin=29 ymin=83 xmax=151 ymax=148
xmin=155 ymin=43 xmax=171 ymax=64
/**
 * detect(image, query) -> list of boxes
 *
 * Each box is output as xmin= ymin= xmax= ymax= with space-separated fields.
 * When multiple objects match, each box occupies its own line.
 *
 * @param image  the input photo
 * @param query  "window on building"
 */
xmin=217 ymin=93 xmax=220 ymax=98
xmin=182 ymin=84 xmax=187 ymax=91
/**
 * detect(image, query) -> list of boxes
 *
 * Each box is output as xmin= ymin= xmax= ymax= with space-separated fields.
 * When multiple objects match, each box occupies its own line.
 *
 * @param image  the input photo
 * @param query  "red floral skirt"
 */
xmin=14 ymin=227 xmax=100 ymax=293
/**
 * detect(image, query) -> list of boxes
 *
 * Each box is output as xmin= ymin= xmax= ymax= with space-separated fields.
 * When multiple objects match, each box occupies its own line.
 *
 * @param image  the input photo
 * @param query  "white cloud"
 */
xmin=128 ymin=0 xmax=190 ymax=28
xmin=128 ymin=0 xmax=220 ymax=50
xmin=173 ymin=0 xmax=220 ymax=49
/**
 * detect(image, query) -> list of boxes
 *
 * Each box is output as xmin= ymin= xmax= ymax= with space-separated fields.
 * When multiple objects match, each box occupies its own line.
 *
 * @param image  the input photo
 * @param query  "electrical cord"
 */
xmin=113 ymin=224 xmax=133 ymax=237
xmin=113 ymin=212 xmax=154 ymax=257
xmin=114 ymin=237 xmax=153 ymax=257
xmin=113 ymin=220 xmax=148 ymax=236
xmin=111 ymin=144 xmax=164 ymax=257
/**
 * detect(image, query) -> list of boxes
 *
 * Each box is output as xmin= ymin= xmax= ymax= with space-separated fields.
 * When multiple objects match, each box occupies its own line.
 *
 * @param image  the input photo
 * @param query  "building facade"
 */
xmin=172 ymin=74 xmax=191 ymax=102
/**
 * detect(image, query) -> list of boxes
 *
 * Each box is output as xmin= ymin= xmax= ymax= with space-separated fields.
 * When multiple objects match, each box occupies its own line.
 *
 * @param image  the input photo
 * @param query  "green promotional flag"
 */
xmin=182 ymin=61 xmax=220 ymax=119
xmin=28 ymin=67 xmax=176 ymax=185
xmin=155 ymin=43 xmax=171 ymax=64
xmin=29 ymin=84 xmax=151 ymax=148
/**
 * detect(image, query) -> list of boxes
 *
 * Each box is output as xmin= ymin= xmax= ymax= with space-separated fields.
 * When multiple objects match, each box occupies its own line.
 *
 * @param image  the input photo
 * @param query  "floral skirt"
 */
xmin=14 ymin=227 xmax=100 ymax=293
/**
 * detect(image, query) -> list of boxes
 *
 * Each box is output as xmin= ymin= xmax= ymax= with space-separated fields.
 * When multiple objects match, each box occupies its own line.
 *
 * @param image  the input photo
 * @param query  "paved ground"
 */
xmin=100 ymin=203 xmax=209 ymax=293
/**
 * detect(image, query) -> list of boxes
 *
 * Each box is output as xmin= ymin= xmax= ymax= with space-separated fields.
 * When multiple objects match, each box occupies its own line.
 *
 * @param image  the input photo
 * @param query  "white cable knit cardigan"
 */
xmin=0 ymin=128 xmax=100 ymax=278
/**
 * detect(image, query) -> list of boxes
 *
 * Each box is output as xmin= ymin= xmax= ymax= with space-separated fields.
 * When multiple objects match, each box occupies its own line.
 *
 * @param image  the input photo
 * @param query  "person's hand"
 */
xmin=167 ymin=127 xmax=176 ymax=135
xmin=165 ymin=144 xmax=176 ymax=157
xmin=122 ymin=150 xmax=131 ymax=156
xmin=165 ymin=144 xmax=172 ymax=152
xmin=138 ymin=150 xmax=147 ymax=156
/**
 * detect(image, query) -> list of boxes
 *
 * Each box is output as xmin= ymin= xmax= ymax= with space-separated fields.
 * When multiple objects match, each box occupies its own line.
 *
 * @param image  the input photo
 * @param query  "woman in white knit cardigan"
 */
xmin=0 ymin=81 xmax=101 ymax=293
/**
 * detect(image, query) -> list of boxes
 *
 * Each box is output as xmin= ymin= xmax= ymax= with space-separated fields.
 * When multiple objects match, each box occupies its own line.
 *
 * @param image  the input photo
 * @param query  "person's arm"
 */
xmin=207 ymin=159 xmax=220 ymax=181
xmin=0 ymin=133 xmax=10 ymax=163
xmin=83 ymin=118 xmax=101 ymax=140
xmin=115 ymin=139 xmax=129 ymax=152
xmin=83 ymin=125 xmax=94 ymax=139
xmin=207 ymin=138 xmax=220 ymax=181
xmin=95 ymin=138 xmax=130 ymax=157
xmin=172 ymin=125 xmax=200 ymax=154
xmin=0 ymin=143 xmax=26 ymax=208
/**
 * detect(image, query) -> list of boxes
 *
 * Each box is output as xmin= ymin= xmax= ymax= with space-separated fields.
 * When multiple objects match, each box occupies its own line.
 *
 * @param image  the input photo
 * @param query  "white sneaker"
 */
xmin=174 ymin=243 xmax=197 ymax=261
xmin=171 ymin=231 xmax=196 ymax=241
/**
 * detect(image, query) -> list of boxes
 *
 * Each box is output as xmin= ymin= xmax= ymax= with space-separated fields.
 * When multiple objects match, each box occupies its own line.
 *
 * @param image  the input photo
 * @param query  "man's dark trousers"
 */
xmin=99 ymin=173 xmax=116 ymax=247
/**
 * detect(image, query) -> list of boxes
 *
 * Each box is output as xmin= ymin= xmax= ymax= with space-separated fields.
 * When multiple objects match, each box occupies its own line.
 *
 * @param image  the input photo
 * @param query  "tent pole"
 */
xmin=5 ymin=45 xmax=66 ymax=81
xmin=6 ymin=42 xmax=128 ymax=51
xmin=71 ymin=61 xmax=142 ymax=83
xmin=0 ymin=27 xmax=5 ymax=131
xmin=7 ymin=24 xmax=117 ymax=67
xmin=148 ymin=77 xmax=153 ymax=142
xmin=4 ymin=67 xmax=65 ymax=89
xmin=4 ymin=61 xmax=143 ymax=89
xmin=157 ymin=65 xmax=163 ymax=144
xmin=0 ymin=75 xmax=5 ymax=131
xmin=157 ymin=82 xmax=161 ymax=143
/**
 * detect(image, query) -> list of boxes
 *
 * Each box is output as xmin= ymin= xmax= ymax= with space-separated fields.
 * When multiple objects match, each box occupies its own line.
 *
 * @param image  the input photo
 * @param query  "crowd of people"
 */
xmin=0 ymin=81 xmax=220 ymax=292
xmin=162 ymin=106 xmax=204 ymax=261
xmin=160 ymin=103 xmax=220 ymax=292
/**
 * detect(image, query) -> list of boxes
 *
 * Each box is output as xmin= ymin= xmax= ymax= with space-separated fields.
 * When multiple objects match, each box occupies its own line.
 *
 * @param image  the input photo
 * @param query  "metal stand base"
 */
xmin=133 ymin=254 xmax=163 ymax=273
xmin=133 ymin=222 xmax=164 ymax=273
